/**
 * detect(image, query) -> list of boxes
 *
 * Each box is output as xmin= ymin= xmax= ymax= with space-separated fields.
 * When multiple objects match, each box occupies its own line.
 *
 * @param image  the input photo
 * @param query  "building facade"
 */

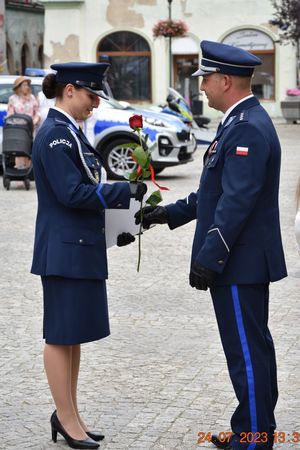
xmin=5 ymin=0 xmax=44 ymax=75
xmin=0 ymin=0 xmax=5 ymax=72
xmin=41 ymin=0 xmax=298 ymax=118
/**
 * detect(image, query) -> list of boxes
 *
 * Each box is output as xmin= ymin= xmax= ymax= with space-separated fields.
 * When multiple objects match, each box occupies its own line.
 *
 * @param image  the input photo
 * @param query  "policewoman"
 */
xmin=31 ymin=62 xmax=146 ymax=449
xmin=136 ymin=41 xmax=287 ymax=449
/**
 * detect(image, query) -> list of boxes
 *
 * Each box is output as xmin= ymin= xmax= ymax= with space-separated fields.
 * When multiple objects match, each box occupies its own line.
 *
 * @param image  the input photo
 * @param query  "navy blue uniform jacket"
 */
xmin=166 ymin=97 xmax=287 ymax=285
xmin=31 ymin=108 xmax=131 ymax=280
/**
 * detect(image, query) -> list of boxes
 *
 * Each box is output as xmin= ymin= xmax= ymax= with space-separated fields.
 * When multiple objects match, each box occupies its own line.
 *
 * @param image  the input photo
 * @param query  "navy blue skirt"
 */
xmin=41 ymin=276 xmax=110 ymax=345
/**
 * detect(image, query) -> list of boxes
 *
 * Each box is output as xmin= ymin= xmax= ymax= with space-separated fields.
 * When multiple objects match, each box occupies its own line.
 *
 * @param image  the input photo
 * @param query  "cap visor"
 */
xmin=82 ymin=86 xmax=109 ymax=99
xmin=192 ymin=68 xmax=213 ymax=77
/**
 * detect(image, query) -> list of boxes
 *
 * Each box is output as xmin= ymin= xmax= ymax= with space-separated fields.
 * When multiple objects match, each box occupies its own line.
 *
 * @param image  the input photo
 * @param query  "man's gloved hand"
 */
xmin=129 ymin=181 xmax=147 ymax=202
xmin=134 ymin=206 xmax=169 ymax=229
xmin=189 ymin=263 xmax=217 ymax=291
xmin=117 ymin=232 xmax=135 ymax=247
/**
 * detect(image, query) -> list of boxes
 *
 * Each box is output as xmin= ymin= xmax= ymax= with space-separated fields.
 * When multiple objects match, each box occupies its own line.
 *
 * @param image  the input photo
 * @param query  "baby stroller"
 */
xmin=2 ymin=113 xmax=33 ymax=190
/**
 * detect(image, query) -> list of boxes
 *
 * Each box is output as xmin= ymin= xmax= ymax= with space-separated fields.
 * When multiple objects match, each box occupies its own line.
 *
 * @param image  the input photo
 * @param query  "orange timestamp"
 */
xmin=273 ymin=432 xmax=300 ymax=444
xmin=197 ymin=432 xmax=232 ymax=445
xmin=197 ymin=431 xmax=300 ymax=445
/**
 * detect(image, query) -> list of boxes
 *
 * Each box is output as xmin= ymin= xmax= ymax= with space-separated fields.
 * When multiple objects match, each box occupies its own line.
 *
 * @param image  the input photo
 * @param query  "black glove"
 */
xmin=134 ymin=205 xmax=169 ymax=229
xmin=117 ymin=232 xmax=135 ymax=247
xmin=129 ymin=181 xmax=147 ymax=202
xmin=189 ymin=263 xmax=216 ymax=291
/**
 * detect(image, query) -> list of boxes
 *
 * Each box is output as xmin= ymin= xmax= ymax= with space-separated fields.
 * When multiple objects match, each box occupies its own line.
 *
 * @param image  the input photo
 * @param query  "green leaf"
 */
xmin=132 ymin=146 xmax=149 ymax=168
xmin=146 ymin=190 xmax=162 ymax=206
xmin=117 ymin=142 xmax=139 ymax=150
xmin=127 ymin=171 xmax=139 ymax=181
xmin=142 ymin=157 xmax=151 ymax=170
xmin=142 ymin=169 xmax=151 ymax=179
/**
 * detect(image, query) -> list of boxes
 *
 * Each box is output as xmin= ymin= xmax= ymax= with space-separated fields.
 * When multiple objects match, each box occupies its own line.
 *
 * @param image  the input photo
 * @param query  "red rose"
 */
xmin=129 ymin=115 xmax=143 ymax=130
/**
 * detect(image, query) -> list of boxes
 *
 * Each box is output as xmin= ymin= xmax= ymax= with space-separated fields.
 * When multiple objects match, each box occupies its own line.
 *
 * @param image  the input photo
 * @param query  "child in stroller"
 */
xmin=2 ymin=113 xmax=33 ymax=190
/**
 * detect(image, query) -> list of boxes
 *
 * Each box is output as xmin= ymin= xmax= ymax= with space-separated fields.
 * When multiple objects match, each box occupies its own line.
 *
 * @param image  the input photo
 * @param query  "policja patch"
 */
xmin=49 ymin=138 xmax=72 ymax=149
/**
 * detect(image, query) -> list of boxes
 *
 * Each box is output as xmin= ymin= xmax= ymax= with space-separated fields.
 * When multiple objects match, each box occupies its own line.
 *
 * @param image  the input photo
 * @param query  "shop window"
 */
xmin=97 ymin=31 xmax=151 ymax=102
xmin=172 ymin=37 xmax=199 ymax=103
xmin=222 ymin=29 xmax=275 ymax=101
xmin=173 ymin=55 xmax=199 ymax=104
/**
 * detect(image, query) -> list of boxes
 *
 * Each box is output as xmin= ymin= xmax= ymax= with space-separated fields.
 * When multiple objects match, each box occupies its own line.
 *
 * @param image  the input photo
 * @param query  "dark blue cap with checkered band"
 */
xmin=192 ymin=40 xmax=262 ymax=77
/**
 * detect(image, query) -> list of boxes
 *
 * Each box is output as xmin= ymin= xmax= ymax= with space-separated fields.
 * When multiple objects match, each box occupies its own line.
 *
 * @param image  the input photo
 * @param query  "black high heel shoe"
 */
xmin=86 ymin=432 xmax=105 ymax=442
xmin=50 ymin=411 xmax=100 ymax=449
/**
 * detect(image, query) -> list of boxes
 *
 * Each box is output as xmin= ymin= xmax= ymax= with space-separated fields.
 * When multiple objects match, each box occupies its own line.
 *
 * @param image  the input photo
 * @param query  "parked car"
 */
xmin=0 ymin=74 xmax=208 ymax=179
xmin=118 ymin=90 xmax=216 ymax=149
xmin=84 ymin=97 xmax=199 ymax=179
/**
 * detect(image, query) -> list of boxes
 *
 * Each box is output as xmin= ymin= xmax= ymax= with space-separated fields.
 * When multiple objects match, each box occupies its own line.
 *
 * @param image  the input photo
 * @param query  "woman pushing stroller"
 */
xmin=7 ymin=75 xmax=41 ymax=169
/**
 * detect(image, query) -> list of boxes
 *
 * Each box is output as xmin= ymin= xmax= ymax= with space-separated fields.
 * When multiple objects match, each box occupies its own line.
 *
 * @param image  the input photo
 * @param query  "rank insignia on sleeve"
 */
xmin=236 ymin=146 xmax=248 ymax=156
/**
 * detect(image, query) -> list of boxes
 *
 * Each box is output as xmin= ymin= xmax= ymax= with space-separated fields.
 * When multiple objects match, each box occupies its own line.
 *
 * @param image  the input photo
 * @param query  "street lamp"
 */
xmin=167 ymin=0 xmax=173 ymax=86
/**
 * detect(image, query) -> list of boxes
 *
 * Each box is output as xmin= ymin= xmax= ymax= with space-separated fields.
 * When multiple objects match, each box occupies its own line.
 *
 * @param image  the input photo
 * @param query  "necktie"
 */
xmin=216 ymin=121 xmax=223 ymax=135
xmin=205 ymin=122 xmax=222 ymax=164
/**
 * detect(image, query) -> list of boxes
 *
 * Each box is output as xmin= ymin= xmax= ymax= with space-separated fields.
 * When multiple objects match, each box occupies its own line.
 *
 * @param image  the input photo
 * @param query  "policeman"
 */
xmin=136 ymin=41 xmax=287 ymax=449
xmin=31 ymin=62 xmax=146 ymax=449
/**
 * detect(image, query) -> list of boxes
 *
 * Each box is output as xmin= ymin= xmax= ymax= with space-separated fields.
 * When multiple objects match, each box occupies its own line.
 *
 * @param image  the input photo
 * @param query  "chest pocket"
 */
xmin=200 ymin=148 xmax=223 ymax=194
xmin=204 ymin=147 xmax=223 ymax=170
xmin=206 ymin=153 xmax=219 ymax=169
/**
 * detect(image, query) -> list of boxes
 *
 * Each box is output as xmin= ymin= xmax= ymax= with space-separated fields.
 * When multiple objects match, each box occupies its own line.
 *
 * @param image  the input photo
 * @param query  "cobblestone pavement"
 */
xmin=0 ymin=122 xmax=299 ymax=450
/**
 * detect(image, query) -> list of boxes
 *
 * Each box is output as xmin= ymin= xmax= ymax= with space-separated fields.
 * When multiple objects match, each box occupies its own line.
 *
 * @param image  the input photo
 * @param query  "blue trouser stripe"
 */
xmin=96 ymin=183 xmax=108 ymax=209
xmin=231 ymin=285 xmax=257 ymax=450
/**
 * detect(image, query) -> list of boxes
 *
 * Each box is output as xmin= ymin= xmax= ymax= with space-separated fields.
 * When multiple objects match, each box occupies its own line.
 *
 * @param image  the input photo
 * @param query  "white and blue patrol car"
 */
xmin=0 ymin=74 xmax=211 ymax=179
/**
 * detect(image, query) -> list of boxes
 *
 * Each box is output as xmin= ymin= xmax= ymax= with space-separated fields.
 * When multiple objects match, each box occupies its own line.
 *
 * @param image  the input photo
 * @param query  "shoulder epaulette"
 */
xmin=54 ymin=118 xmax=69 ymax=126
xmin=236 ymin=109 xmax=249 ymax=123
xmin=53 ymin=119 xmax=79 ymax=135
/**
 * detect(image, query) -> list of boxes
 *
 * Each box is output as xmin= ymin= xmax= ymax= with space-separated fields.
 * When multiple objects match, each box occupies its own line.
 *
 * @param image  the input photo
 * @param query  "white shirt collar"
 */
xmin=51 ymin=106 xmax=79 ymax=129
xmin=221 ymin=94 xmax=254 ymax=125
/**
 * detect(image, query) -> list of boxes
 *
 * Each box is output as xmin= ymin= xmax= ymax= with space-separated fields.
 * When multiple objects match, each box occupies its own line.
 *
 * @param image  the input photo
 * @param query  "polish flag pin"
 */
xmin=236 ymin=146 xmax=249 ymax=156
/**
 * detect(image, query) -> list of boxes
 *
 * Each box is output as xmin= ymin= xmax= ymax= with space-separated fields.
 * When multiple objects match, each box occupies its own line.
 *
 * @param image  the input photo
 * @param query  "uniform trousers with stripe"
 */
xmin=210 ymin=284 xmax=277 ymax=449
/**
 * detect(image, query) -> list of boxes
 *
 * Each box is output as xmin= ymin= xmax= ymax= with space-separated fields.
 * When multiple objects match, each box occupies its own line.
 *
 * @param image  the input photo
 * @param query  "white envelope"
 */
xmin=105 ymin=199 xmax=143 ymax=248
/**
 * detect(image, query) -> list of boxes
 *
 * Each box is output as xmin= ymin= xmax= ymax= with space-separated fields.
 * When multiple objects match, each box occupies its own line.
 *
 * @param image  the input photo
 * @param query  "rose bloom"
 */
xmin=129 ymin=115 xmax=143 ymax=129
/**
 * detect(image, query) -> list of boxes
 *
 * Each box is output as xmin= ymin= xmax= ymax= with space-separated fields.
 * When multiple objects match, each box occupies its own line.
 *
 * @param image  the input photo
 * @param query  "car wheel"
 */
xmin=101 ymin=138 xmax=138 ymax=180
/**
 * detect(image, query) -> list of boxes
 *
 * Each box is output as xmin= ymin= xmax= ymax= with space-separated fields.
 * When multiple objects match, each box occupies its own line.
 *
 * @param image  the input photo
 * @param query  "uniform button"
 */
xmin=79 ymin=239 xmax=83 ymax=244
xmin=116 ymin=203 xmax=122 ymax=208
xmin=217 ymin=260 xmax=224 ymax=264
xmin=101 ymin=228 xmax=105 ymax=234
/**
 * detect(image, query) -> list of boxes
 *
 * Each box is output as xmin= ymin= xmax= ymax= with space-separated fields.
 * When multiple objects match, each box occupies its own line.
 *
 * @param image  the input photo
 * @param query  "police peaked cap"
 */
xmin=50 ymin=62 xmax=110 ymax=98
xmin=192 ymin=40 xmax=262 ymax=77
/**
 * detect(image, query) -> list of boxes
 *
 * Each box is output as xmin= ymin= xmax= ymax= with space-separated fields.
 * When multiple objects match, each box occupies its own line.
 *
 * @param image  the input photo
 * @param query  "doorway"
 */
xmin=173 ymin=54 xmax=199 ymax=105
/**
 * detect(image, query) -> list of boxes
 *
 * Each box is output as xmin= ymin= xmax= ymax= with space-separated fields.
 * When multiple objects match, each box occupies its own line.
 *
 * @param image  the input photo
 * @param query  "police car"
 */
xmin=0 ymin=73 xmax=201 ymax=179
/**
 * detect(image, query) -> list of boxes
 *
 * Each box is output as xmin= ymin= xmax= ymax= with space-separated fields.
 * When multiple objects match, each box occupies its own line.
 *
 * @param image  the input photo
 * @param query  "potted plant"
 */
xmin=153 ymin=19 xmax=188 ymax=38
xmin=281 ymin=88 xmax=300 ymax=123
